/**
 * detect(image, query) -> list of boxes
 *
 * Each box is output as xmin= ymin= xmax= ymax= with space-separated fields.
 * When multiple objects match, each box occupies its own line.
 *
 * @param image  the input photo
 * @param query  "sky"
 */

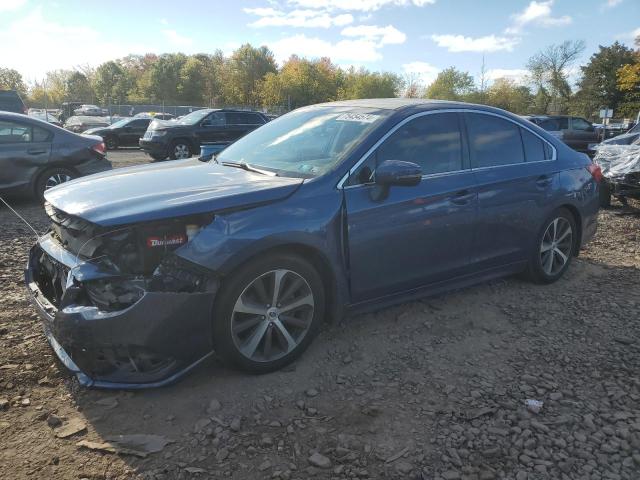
xmin=0 ymin=0 xmax=638 ymax=87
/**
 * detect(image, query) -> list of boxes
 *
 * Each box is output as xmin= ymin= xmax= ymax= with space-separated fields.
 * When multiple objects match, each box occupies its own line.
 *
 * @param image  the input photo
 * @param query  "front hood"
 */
xmin=44 ymin=159 xmax=303 ymax=226
xmin=83 ymin=127 xmax=107 ymax=135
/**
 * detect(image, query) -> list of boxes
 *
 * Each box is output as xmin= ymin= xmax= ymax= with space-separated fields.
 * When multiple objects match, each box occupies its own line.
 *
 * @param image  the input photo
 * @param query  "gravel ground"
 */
xmin=0 ymin=151 xmax=639 ymax=479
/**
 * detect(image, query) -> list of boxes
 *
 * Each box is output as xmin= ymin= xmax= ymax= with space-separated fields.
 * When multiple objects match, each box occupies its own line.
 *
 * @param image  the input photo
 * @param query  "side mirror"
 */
xmin=375 ymin=160 xmax=422 ymax=187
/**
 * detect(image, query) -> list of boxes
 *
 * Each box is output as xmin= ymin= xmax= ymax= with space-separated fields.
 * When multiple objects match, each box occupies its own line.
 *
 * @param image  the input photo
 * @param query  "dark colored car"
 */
xmin=26 ymin=99 xmax=600 ymax=389
xmin=139 ymin=109 xmax=268 ymax=161
xmin=0 ymin=90 xmax=27 ymax=114
xmin=84 ymin=117 xmax=152 ymax=150
xmin=525 ymin=115 xmax=600 ymax=154
xmin=0 ymin=112 xmax=111 ymax=200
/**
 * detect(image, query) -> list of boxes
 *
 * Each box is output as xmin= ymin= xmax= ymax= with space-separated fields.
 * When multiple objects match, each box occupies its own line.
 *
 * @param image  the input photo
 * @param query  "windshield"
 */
xmin=216 ymin=106 xmax=389 ymax=178
xmin=109 ymin=118 xmax=131 ymax=128
xmin=177 ymin=109 xmax=212 ymax=125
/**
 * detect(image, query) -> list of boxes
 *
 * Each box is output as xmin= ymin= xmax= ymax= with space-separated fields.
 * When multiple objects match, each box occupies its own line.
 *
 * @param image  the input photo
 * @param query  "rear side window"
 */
xmin=202 ymin=112 xmax=225 ymax=127
xmin=0 ymin=121 xmax=51 ymax=143
xmin=227 ymin=112 xmax=264 ymax=125
xmin=376 ymin=113 xmax=463 ymax=175
xmin=466 ymin=113 xmax=524 ymax=168
xmin=538 ymin=119 xmax=560 ymax=131
xmin=520 ymin=128 xmax=552 ymax=162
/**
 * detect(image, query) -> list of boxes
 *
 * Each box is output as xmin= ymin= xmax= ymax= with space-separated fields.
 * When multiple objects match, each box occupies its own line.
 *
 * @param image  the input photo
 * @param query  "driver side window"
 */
xmin=346 ymin=112 xmax=463 ymax=186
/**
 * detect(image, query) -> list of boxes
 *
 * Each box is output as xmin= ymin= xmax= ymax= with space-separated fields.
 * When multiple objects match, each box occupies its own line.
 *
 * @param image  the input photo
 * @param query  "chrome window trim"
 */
xmin=336 ymin=108 xmax=557 ymax=189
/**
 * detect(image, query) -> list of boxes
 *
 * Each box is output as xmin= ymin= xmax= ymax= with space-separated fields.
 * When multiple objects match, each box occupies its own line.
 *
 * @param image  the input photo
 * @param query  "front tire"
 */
xmin=526 ymin=208 xmax=577 ymax=284
xmin=212 ymin=254 xmax=325 ymax=374
xmin=35 ymin=167 xmax=76 ymax=202
xmin=169 ymin=140 xmax=192 ymax=160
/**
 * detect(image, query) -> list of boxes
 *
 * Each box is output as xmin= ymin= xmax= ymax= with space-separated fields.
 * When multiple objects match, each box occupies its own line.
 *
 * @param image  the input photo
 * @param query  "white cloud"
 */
xmin=341 ymin=24 xmax=406 ymax=44
xmin=506 ymin=1 xmax=571 ymax=34
xmin=288 ymin=0 xmax=435 ymax=12
xmin=268 ymin=34 xmax=384 ymax=64
xmin=159 ymin=18 xmax=169 ymax=25
xmin=605 ymin=0 xmax=623 ymax=7
xmin=402 ymin=61 xmax=440 ymax=84
xmin=245 ymin=8 xmax=354 ymax=28
xmin=0 ymin=0 xmax=27 ymax=12
xmin=162 ymin=29 xmax=193 ymax=47
xmin=485 ymin=68 xmax=529 ymax=85
xmin=431 ymin=34 xmax=519 ymax=52
xmin=0 ymin=7 xmax=151 ymax=81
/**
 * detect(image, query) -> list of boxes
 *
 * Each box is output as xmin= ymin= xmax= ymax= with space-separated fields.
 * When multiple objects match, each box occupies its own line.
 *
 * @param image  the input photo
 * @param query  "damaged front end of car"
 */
xmin=25 ymin=203 xmax=219 ymax=388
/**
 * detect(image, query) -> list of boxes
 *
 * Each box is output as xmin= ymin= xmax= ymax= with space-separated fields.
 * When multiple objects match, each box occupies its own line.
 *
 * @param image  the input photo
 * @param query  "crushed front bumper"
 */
xmin=25 ymin=234 xmax=217 ymax=389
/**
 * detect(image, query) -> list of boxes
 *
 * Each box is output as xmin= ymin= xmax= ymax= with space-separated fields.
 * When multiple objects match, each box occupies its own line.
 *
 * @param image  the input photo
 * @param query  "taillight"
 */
xmin=587 ymin=163 xmax=602 ymax=183
xmin=92 ymin=142 xmax=106 ymax=155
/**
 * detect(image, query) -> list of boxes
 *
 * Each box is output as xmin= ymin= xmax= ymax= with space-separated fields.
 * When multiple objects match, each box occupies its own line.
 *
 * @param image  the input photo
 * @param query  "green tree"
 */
xmin=178 ymin=56 xmax=206 ymax=104
xmin=338 ymin=68 xmax=402 ymax=99
xmin=485 ymin=78 xmax=533 ymax=114
xmin=66 ymin=71 xmax=94 ymax=102
xmin=141 ymin=53 xmax=187 ymax=103
xmin=93 ymin=61 xmax=133 ymax=104
xmin=260 ymin=56 xmax=339 ymax=108
xmin=0 ymin=68 xmax=27 ymax=95
xmin=424 ymin=67 xmax=475 ymax=101
xmin=527 ymin=40 xmax=585 ymax=114
xmin=225 ymin=44 xmax=277 ymax=106
xmin=572 ymin=42 xmax=635 ymax=118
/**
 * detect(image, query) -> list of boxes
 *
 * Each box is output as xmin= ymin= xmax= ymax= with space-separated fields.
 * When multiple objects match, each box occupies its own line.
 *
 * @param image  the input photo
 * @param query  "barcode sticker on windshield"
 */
xmin=336 ymin=113 xmax=380 ymax=123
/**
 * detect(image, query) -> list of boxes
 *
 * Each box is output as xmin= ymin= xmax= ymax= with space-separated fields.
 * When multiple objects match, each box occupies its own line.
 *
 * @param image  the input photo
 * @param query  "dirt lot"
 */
xmin=1 ymin=150 xmax=639 ymax=480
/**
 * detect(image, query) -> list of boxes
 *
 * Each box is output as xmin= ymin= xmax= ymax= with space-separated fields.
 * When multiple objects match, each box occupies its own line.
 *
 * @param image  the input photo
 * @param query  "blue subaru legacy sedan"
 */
xmin=25 ymin=99 xmax=601 ymax=388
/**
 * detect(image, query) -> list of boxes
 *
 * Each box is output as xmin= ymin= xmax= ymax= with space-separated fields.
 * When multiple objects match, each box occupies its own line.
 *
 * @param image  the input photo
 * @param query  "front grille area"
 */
xmin=33 ymin=247 xmax=70 ymax=308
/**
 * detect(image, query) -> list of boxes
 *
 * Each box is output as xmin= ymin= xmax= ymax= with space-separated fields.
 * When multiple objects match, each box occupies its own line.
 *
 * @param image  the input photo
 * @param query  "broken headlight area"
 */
xmin=45 ymin=201 xmax=213 ymax=275
xmin=69 ymin=255 xmax=218 ymax=312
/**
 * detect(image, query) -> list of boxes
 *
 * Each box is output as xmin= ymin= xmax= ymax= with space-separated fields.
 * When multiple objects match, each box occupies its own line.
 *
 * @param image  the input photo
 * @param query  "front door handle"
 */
xmin=450 ymin=189 xmax=474 ymax=205
xmin=27 ymin=148 xmax=47 ymax=155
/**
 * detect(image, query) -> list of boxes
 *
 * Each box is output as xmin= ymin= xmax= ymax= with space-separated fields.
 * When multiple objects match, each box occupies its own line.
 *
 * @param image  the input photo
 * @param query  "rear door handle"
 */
xmin=27 ymin=148 xmax=47 ymax=155
xmin=450 ymin=189 xmax=475 ymax=205
xmin=536 ymin=175 xmax=553 ymax=187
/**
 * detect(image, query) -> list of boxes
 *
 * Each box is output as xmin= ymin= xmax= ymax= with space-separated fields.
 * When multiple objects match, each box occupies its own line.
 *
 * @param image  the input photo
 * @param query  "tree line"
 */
xmin=1 ymin=37 xmax=639 ymax=119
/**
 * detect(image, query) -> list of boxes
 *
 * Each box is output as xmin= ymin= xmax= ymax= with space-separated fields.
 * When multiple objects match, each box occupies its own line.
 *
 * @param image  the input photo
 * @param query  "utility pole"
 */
xmin=479 ymin=55 xmax=487 ymax=104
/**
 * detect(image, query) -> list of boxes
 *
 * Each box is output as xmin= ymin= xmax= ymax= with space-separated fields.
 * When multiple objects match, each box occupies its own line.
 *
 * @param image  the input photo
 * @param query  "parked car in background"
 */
xmin=84 ymin=117 xmax=151 ymax=149
xmin=0 ymin=90 xmax=27 ymax=114
xmin=64 ymin=115 xmax=111 ymax=133
xmin=28 ymin=111 xmax=63 ymax=127
xmin=139 ymin=108 xmax=268 ymax=160
xmin=134 ymin=112 xmax=175 ymax=121
xmin=0 ymin=111 xmax=111 ymax=200
xmin=73 ymin=104 xmax=106 ymax=116
xmin=524 ymin=115 xmax=600 ymax=154
xmin=26 ymin=99 xmax=600 ymax=388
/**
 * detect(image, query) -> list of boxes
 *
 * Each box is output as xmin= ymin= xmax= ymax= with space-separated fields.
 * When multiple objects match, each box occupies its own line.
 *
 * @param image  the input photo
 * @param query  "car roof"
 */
xmin=313 ymin=98 xmax=468 ymax=110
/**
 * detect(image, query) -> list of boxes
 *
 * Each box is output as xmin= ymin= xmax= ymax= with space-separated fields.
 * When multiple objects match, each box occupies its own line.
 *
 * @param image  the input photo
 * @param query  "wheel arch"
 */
xmin=32 ymin=164 xmax=79 ymax=197
xmin=557 ymin=203 xmax=582 ymax=257
xmin=216 ymin=242 xmax=342 ymax=324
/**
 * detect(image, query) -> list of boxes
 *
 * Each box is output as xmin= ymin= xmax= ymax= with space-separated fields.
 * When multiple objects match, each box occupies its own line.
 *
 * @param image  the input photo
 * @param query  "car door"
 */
xmin=120 ymin=119 xmax=150 ymax=146
xmin=225 ymin=112 xmax=265 ymax=141
xmin=343 ymin=112 xmax=477 ymax=303
xmin=197 ymin=112 xmax=227 ymax=143
xmin=570 ymin=117 xmax=598 ymax=153
xmin=466 ymin=112 xmax=557 ymax=270
xmin=0 ymin=119 xmax=52 ymax=191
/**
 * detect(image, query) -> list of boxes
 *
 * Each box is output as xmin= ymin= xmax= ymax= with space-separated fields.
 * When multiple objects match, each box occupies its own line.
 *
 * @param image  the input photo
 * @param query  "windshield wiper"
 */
xmin=220 ymin=161 xmax=277 ymax=176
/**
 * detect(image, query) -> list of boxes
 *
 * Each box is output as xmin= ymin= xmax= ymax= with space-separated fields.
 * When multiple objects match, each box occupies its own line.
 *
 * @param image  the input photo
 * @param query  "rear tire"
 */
xmin=212 ymin=254 xmax=325 ymax=374
xmin=526 ymin=208 xmax=577 ymax=284
xmin=35 ymin=167 xmax=76 ymax=202
xmin=169 ymin=140 xmax=192 ymax=160
xmin=104 ymin=136 xmax=119 ymax=150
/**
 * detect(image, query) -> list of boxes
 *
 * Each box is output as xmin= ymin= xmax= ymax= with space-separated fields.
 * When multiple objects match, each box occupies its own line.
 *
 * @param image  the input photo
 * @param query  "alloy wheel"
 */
xmin=231 ymin=269 xmax=315 ymax=363
xmin=540 ymin=217 xmax=573 ymax=276
xmin=174 ymin=144 xmax=190 ymax=159
xmin=44 ymin=173 xmax=72 ymax=191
